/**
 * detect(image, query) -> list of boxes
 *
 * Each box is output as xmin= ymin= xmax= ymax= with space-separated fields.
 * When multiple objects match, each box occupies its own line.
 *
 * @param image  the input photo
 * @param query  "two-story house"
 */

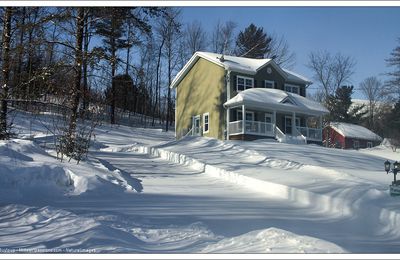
xmin=170 ymin=51 xmax=329 ymax=144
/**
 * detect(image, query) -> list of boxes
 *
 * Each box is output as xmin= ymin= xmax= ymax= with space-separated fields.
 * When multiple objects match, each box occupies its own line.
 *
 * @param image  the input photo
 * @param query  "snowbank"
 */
xmin=201 ymin=227 xmax=346 ymax=253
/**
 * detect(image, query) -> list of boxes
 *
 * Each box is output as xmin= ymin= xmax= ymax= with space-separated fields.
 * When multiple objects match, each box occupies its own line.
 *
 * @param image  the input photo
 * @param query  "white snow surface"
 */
xmin=224 ymin=88 xmax=328 ymax=115
xmin=330 ymin=121 xmax=383 ymax=141
xmin=2 ymin=110 xmax=400 ymax=254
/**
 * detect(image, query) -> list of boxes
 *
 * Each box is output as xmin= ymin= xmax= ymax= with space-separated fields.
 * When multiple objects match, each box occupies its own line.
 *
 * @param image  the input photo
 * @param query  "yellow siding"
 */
xmin=175 ymin=58 xmax=226 ymax=139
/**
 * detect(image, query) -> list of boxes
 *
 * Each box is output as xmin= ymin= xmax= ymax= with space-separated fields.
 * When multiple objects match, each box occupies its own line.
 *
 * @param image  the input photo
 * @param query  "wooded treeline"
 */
xmin=0 ymin=6 xmax=399 ymax=158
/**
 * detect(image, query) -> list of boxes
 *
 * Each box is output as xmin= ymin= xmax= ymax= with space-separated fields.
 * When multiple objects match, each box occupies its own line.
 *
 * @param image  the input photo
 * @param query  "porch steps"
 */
xmin=275 ymin=126 xmax=307 ymax=145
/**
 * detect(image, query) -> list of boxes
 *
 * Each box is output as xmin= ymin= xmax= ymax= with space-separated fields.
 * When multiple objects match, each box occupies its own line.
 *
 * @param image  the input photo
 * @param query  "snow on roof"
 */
xmin=282 ymin=68 xmax=312 ymax=84
xmin=224 ymin=88 xmax=329 ymax=116
xmin=170 ymin=51 xmax=312 ymax=88
xmin=329 ymin=122 xmax=382 ymax=141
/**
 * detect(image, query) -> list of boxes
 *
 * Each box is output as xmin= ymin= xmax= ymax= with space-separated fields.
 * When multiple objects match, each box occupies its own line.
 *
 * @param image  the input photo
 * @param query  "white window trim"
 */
xmin=367 ymin=142 xmax=372 ymax=148
xmin=353 ymin=140 xmax=360 ymax=149
xmin=264 ymin=80 xmax=275 ymax=89
xmin=265 ymin=113 xmax=272 ymax=123
xmin=203 ymin=112 xmax=210 ymax=134
xmin=237 ymin=75 xmax=254 ymax=92
xmin=284 ymin=116 xmax=300 ymax=133
xmin=236 ymin=109 xmax=242 ymax=121
xmin=246 ymin=111 xmax=255 ymax=122
xmin=284 ymin=84 xmax=300 ymax=95
xmin=237 ymin=109 xmax=255 ymax=121
xmin=193 ymin=115 xmax=201 ymax=135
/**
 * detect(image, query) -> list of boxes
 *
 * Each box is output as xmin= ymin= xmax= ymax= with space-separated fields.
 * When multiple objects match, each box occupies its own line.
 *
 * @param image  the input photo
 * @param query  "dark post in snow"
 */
xmin=0 ymin=7 xmax=12 ymax=139
xmin=384 ymin=160 xmax=400 ymax=196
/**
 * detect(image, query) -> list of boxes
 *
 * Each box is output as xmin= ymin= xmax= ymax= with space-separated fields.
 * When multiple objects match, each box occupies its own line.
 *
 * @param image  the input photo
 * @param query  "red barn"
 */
xmin=323 ymin=122 xmax=382 ymax=149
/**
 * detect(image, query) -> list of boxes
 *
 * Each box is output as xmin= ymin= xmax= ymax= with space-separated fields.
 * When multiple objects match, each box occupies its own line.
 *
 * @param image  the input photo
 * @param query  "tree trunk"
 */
xmin=166 ymin=46 xmax=172 ymax=132
xmin=152 ymin=39 xmax=164 ymax=126
xmin=15 ymin=7 xmax=26 ymax=96
xmin=82 ymin=11 xmax=89 ymax=115
xmin=110 ymin=13 xmax=117 ymax=125
xmin=67 ymin=7 xmax=84 ymax=140
xmin=0 ymin=7 xmax=12 ymax=139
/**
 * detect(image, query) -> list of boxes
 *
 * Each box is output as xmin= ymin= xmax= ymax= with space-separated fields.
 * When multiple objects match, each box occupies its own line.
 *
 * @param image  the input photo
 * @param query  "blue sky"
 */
xmin=180 ymin=6 xmax=400 ymax=99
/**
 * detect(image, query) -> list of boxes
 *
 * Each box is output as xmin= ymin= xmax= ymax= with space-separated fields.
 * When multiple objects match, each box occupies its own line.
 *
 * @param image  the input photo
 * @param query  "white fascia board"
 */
xmin=224 ymin=99 xmax=327 ymax=116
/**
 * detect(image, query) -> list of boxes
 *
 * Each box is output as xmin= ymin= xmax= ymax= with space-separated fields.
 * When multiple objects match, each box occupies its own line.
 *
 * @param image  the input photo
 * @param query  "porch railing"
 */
xmin=228 ymin=120 xmax=274 ymax=137
xmin=297 ymin=127 xmax=322 ymax=141
xmin=228 ymin=120 xmax=323 ymax=142
xmin=228 ymin=120 xmax=243 ymax=135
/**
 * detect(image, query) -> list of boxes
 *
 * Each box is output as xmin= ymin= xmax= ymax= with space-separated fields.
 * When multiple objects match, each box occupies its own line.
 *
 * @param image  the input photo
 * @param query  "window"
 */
xmin=203 ymin=113 xmax=209 ymax=133
xmin=265 ymin=113 xmax=272 ymax=123
xmin=236 ymin=110 xmax=254 ymax=121
xmin=264 ymin=80 xmax=275 ymax=89
xmin=237 ymin=76 xmax=253 ymax=91
xmin=245 ymin=111 xmax=254 ymax=121
xmin=284 ymin=116 xmax=300 ymax=134
xmin=367 ymin=142 xmax=373 ymax=148
xmin=353 ymin=140 xmax=360 ymax=149
xmin=284 ymin=84 xmax=300 ymax=95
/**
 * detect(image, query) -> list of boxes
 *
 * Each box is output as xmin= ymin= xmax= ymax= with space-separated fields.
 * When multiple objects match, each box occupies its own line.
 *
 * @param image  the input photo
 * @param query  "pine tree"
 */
xmin=95 ymin=7 xmax=131 ymax=124
xmin=385 ymin=37 xmax=400 ymax=99
xmin=235 ymin=23 xmax=271 ymax=59
xmin=326 ymin=85 xmax=366 ymax=123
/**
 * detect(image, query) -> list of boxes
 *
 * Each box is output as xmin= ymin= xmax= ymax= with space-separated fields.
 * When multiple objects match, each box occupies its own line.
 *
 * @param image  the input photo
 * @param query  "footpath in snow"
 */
xmin=1 ymin=110 xmax=400 ymax=253
xmin=132 ymin=136 xmax=400 ymax=247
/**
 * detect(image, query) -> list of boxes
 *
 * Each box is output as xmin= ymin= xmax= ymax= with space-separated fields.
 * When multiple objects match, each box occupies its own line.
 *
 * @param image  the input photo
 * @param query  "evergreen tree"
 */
xmin=385 ymin=37 xmax=400 ymax=99
xmin=235 ymin=23 xmax=271 ymax=58
xmin=385 ymin=99 xmax=400 ymax=151
xmin=326 ymin=85 xmax=367 ymax=123
xmin=94 ymin=7 xmax=132 ymax=124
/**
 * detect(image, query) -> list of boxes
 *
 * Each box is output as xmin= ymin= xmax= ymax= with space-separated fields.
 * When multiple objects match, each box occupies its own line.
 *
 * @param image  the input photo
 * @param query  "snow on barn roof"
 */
xmin=224 ymin=88 xmax=329 ymax=116
xmin=329 ymin=122 xmax=382 ymax=141
xmin=170 ymin=51 xmax=312 ymax=88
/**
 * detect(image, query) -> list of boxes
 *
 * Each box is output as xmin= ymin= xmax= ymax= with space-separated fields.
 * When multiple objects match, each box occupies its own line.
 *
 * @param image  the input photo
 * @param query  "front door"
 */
xmin=265 ymin=113 xmax=273 ymax=133
xmin=193 ymin=115 xmax=201 ymax=136
xmin=284 ymin=116 xmax=300 ymax=135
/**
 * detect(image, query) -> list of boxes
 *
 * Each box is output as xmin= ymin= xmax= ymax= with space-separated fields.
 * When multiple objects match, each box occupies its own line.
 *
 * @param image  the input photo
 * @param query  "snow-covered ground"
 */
xmin=1 ymin=111 xmax=400 ymax=254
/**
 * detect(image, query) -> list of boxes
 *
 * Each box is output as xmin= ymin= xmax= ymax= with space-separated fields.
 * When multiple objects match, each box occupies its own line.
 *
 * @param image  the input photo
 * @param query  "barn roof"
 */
xmin=329 ymin=122 xmax=382 ymax=141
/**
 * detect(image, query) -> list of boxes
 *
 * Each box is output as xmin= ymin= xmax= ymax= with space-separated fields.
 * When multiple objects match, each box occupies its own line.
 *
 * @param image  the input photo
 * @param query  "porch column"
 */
xmin=292 ymin=111 xmax=296 ymax=135
xmin=242 ymin=105 xmax=246 ymax=134
xmin=319 ymin=115 xmax=323 ymax=129
xmin=226 ymin=108 xmax=230 ymax=140
xmin=273 ymin=110 xmax=276 ymax=135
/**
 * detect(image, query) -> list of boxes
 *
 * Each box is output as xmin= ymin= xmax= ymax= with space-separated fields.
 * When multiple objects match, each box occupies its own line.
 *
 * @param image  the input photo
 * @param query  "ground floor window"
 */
xmin=367 ymin=142 xmax=372 ymax=148
xmin=353 ymin=140 xmax=360 ymax=149
xmin=203 ymin=113 xmax=209 ymax=133
xmin=236 ymin=110 xmax=254 ymax=121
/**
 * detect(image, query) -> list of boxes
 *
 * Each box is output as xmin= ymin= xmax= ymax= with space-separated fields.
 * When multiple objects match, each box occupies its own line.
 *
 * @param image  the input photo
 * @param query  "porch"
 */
xmin=227 ymin=105 xmax=323 ymax=143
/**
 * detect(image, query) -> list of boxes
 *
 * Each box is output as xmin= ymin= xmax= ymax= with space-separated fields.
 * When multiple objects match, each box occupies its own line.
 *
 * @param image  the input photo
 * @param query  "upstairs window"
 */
xmin=284 ymin=84 xmax=300 ymax=95
xmin=237 ymin=76 xmax=253 ymax=91
xmin=264 ymin=80 xmax=275 ymax=88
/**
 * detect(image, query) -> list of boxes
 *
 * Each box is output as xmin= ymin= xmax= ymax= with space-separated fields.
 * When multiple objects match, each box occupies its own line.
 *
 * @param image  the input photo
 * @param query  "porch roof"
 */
xmin=223 ymin=88 xmax=329 ymax=116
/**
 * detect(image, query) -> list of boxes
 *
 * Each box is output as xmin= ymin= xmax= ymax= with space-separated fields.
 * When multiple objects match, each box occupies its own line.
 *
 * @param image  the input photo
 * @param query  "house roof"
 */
xmin=329 ymin=122 xmax=382 ymax=141
xmin=223 ymin=88 xmax=329 ymax=116
xmin=170 ymin=51 xmax=312 ymax=89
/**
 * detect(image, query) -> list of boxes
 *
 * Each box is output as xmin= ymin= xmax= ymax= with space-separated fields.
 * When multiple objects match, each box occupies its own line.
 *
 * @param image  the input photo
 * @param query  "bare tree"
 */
xmin=156 ymin=8 xmax=181 ymax=131
xmin=211 ymin=20 xmax=237 ymax=55
xmin=0 ymin=7 xmax=12 ymax=139
xmin=307 ymin=50 xmax=356 ymax=101
xmin=266 ymin=32 xmax=296 ymax=69
xmin=184 ymin=20 xmax=207 ymax=55
xmin=359 ymin=76 xmax=383 ymax=130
